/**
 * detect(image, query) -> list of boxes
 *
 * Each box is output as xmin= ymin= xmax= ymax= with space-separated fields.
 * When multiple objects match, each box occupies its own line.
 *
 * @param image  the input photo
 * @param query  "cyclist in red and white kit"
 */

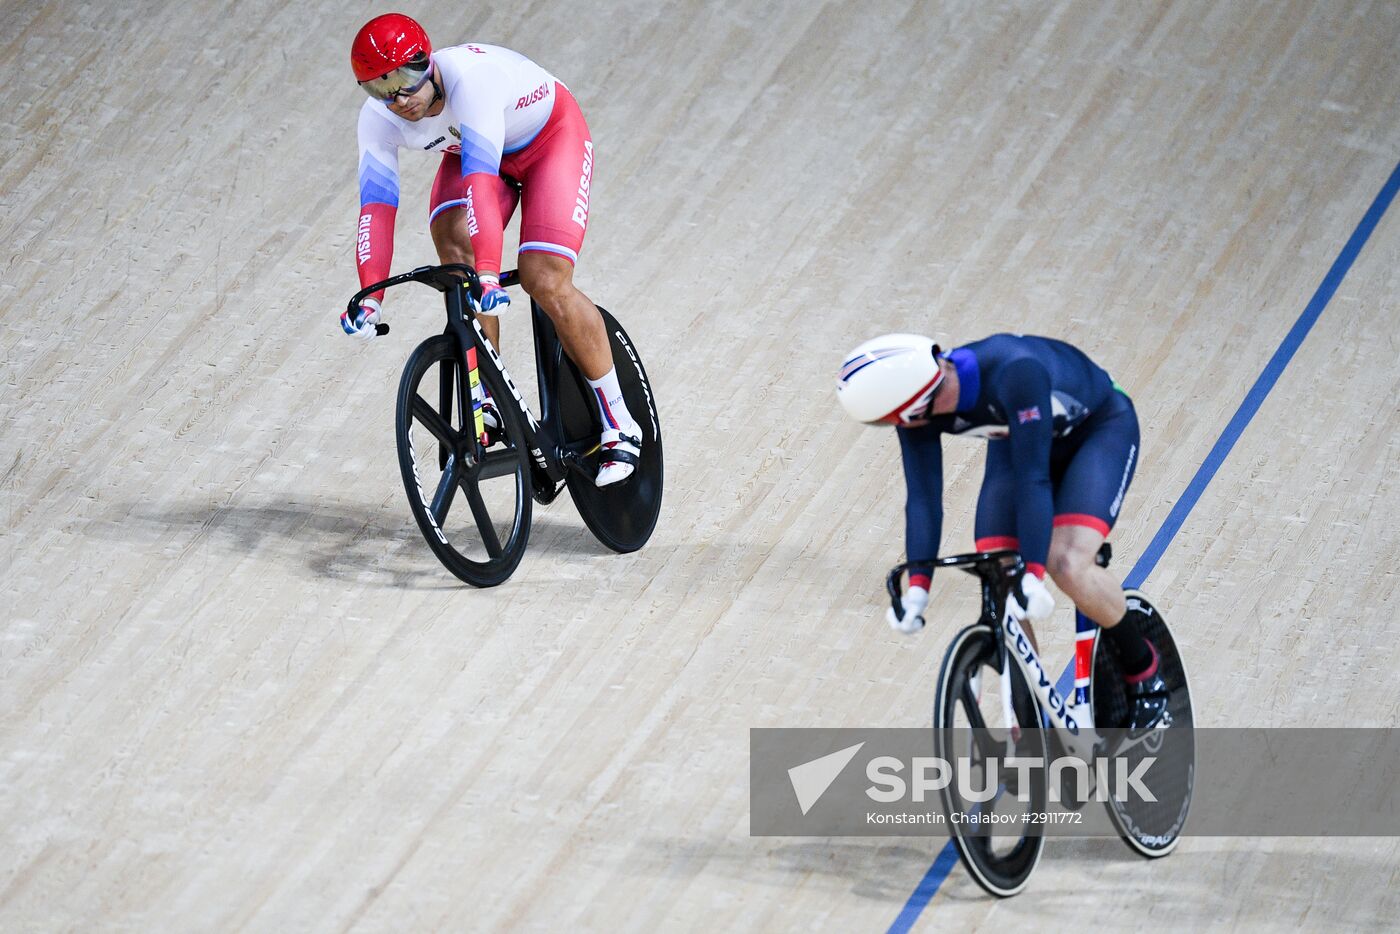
xmin=344 ymin=14 xmax=640 ymax=487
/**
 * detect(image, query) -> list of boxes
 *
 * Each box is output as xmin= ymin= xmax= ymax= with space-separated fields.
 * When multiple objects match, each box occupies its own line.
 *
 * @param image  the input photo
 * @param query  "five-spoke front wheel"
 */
xmin=395 ymin=334 xmax=531 ymax=586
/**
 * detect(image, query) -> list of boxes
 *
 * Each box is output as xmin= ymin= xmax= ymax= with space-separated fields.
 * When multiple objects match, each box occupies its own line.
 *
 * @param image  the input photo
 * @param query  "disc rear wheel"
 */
xmin=554 ymin=306 xmax=663 ymax=552
xmin=1091 ymin=589 xmax=1195 ymax=856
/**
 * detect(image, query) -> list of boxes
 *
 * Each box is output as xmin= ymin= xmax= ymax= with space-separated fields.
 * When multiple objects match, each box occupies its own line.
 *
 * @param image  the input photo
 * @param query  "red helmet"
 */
xmin=351 ymin=13 xmax=432 ymax=82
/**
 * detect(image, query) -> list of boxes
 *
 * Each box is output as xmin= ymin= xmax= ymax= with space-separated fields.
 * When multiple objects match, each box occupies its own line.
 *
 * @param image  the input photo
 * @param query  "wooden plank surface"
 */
xmin=2 ymin=0 xmax=1397 ymax=929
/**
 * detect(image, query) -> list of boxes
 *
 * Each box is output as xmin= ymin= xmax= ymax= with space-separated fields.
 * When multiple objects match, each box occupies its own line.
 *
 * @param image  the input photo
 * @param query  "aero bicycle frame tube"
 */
xmin=453 ymin=292 xmax=566 ymax=487
xmin=1001 ymin=609 xmax=1095 ymax=748
xmin=530 ymin=298 xmax=564 ymax=437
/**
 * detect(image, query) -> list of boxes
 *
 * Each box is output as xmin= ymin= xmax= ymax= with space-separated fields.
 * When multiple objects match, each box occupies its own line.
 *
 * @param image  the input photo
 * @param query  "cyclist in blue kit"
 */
xmin=837 ymin=332 xmax=1167 ymax=732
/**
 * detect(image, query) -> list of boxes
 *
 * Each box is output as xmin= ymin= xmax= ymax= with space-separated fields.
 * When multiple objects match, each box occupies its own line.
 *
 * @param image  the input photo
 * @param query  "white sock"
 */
xmin=585 ymin=367 xmax=638 ymax=439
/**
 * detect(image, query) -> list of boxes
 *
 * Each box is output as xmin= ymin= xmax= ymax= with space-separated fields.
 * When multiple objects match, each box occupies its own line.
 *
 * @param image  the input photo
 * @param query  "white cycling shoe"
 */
xmin=596 ymin=427 xmax=641 ymax=488
xmin=478 ymin=400 xmax=503 ymax=446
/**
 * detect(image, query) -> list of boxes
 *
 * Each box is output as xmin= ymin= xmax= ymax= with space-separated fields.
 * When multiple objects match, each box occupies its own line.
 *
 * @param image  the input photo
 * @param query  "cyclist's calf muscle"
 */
xmin=517 ymin=252 xmax=611 ymax=380
xmin=1046 ymin=524 xmax=1127 ymax=627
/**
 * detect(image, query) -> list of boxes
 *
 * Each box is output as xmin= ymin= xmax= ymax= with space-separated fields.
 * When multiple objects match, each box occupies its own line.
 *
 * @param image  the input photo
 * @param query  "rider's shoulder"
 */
xmin=431 ymin=44 xmax=525 ymax=100
xmin=976 ymin=332 xmax=1044 ymax=349
xmin=433 ymin=43 xmax=526 ymax=72
xmin=971 ymin=336 xmax=1054 ymax=392
xmin=977 ymin=333 xmax=1064 ymax=362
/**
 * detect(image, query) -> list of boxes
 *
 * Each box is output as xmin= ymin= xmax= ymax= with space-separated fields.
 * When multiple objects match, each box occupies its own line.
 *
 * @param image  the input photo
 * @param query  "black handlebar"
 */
xmin=885 ymin=550 xmax=1024 ymax=620
xmin=346 ymin=263 xmax=479 ymax=314
xmin=345 ymin=263 xmax=525 ymax=337
xmin=883 ymin=542 xmax=1112 ymax=620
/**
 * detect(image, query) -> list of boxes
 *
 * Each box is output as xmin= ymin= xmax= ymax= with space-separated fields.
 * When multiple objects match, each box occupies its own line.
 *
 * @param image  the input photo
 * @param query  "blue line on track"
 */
xmin=885 ymin=158 xmax=1400 ymax=934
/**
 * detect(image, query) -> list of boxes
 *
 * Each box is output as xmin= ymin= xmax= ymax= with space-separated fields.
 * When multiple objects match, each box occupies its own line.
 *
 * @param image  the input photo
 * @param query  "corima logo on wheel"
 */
xmin=406 ymin=435 xmax=449 ymax=545
xmin=615 ymin=329 xmax=658 ymax=437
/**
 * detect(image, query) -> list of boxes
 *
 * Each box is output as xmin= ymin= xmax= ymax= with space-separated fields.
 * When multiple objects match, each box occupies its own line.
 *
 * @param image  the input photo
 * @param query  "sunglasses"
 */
xmin=359 ymin=57 xmax=433 ymax=102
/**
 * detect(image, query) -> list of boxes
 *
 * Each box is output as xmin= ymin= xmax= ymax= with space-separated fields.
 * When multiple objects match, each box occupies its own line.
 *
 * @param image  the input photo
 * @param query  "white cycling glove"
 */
xmin=341 ymin=297 xmax=383 ymax=341
xmin=886 ymin=585 xmax=930 ymax=635
xmin=1011 ymin=573 xmax=1055 ymax=623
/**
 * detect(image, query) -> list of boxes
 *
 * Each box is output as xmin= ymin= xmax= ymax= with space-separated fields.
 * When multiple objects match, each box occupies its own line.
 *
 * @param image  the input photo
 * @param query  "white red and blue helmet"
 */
xmin=836 ymin=334 xmax=944 ymax=425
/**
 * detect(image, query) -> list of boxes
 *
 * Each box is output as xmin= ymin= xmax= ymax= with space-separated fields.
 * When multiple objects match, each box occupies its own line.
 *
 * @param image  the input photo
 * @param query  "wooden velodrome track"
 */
xmin=3 ymin=0 xmax=1398 ymax=929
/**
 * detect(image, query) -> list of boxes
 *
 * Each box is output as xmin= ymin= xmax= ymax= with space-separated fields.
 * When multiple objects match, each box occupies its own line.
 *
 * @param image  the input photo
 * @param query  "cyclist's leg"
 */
xmin=429 ymin=152 xmax=519 ymax=350
xmin=510 ymin=85 xmax=640 ymax=485
xmin=1047 ymin=522 xmax=1120 ymax=624
xmin=1045 ymin=392 xmax=1139 ymax=627
xmin=1046 ymin=391 xmax=1167 ymax=723
xmin=1051 ymin=394 xmax=1165 ymax=728
xmin=516 ymin=251 xmax=610 ymax=377
xmin=507 ymin=85 xmax=609 ymax=377
xmin=972 ymin=440 xmax=1019 ymax=556
xmin=973 ymin=441 xmax=1041 ymax=646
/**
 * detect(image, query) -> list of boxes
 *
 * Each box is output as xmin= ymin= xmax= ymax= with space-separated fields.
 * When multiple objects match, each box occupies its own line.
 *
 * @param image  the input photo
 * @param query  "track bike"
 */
xmin=345 ymin=263 xmax=663 ymax=586
xmin=886 ymin=544 xmax=1194 ymax=896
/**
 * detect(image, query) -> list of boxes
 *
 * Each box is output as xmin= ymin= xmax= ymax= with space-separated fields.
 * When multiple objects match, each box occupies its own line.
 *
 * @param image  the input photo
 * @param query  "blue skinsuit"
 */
xmin=897 ymin=334 xmax=1139 ymax=577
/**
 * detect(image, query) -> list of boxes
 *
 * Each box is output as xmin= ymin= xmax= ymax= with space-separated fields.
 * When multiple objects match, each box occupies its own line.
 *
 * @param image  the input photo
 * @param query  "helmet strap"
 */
xmin=428 ymin=70 xmax=443 ymax=108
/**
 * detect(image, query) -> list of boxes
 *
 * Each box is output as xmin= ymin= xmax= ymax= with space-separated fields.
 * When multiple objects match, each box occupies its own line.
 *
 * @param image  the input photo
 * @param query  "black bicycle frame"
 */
xmin=884 ymin=543 xmax=1112 ymax=673
xmin=348 ymin=264 xmax=586 ymax=501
